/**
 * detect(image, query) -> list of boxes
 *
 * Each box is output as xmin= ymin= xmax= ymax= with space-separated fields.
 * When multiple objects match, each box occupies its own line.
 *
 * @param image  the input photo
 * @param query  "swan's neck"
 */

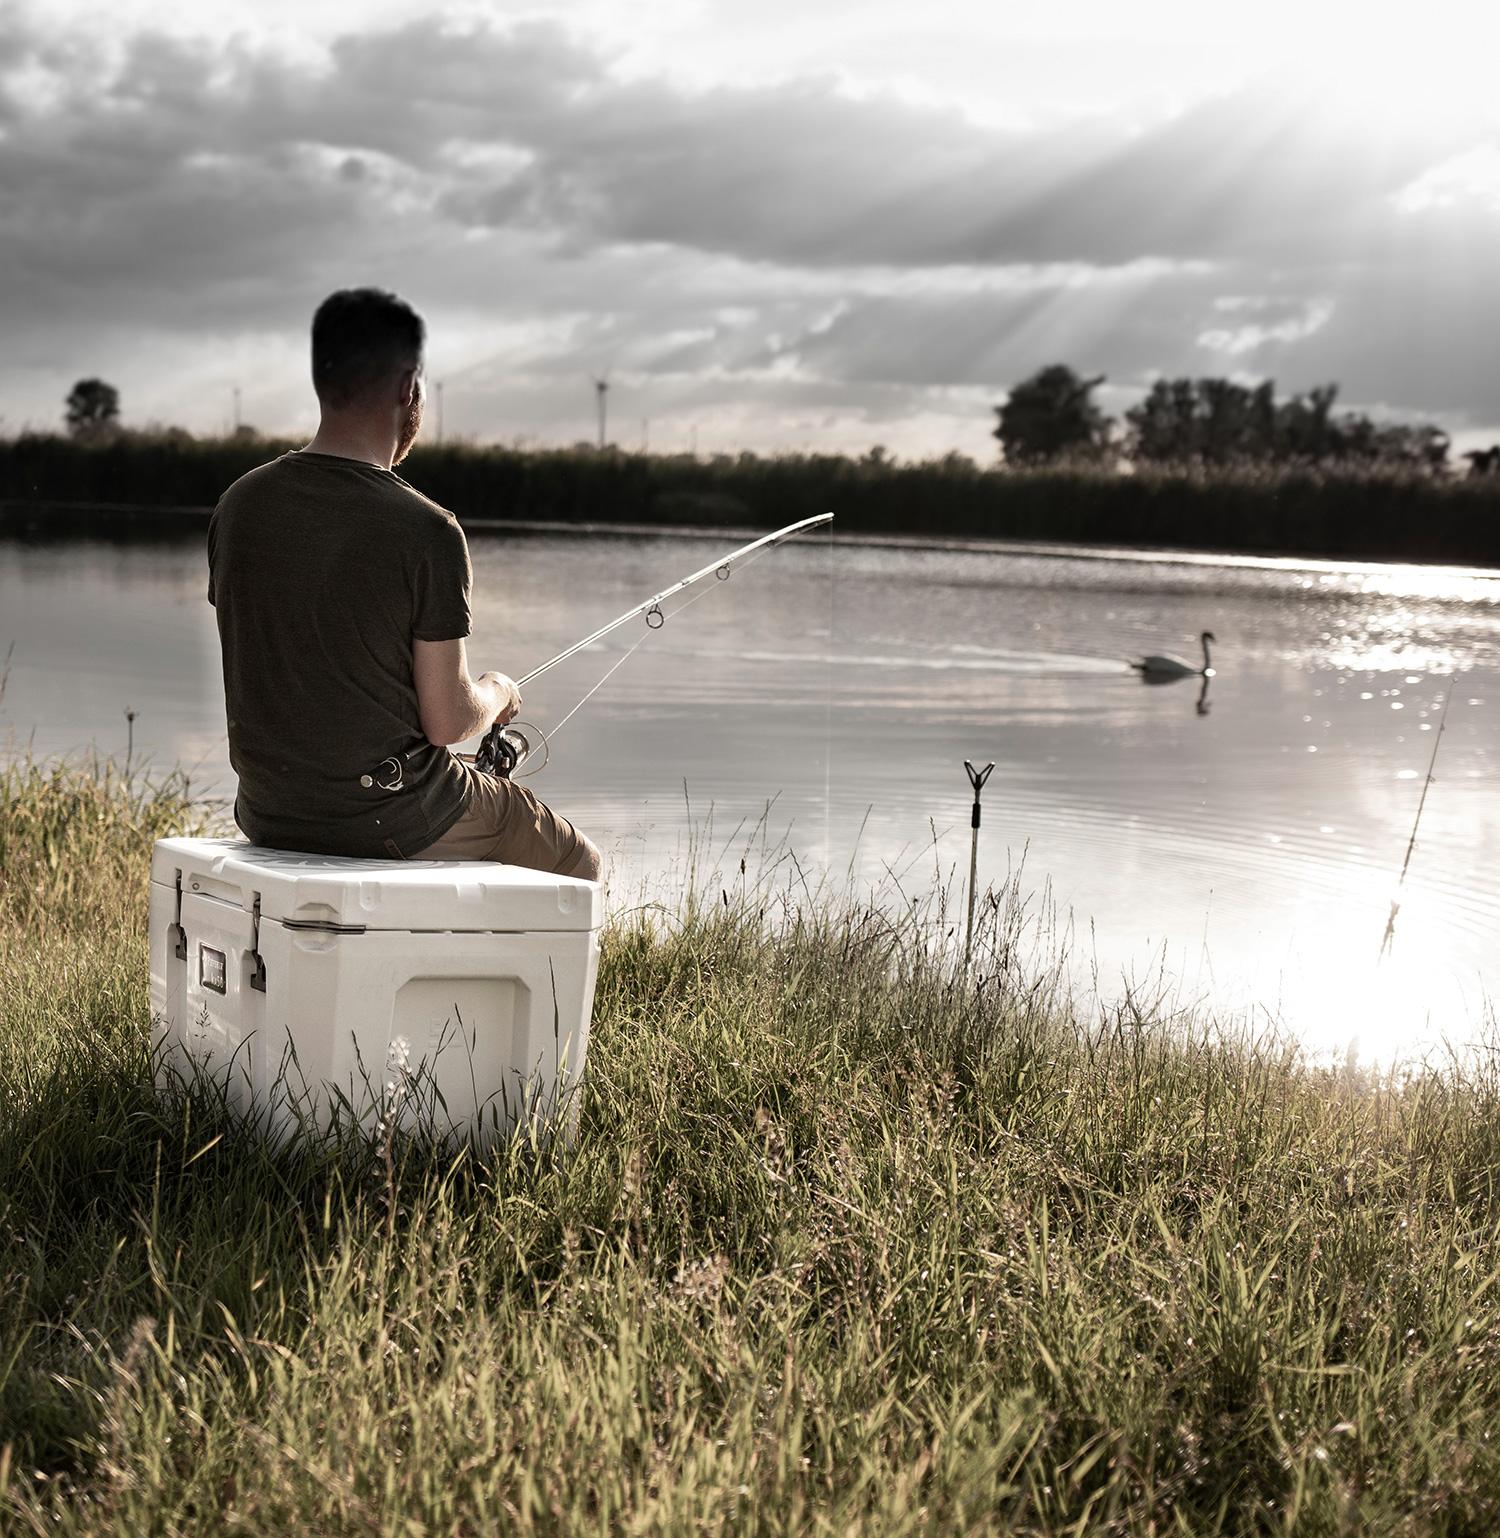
xmin=1201 ymin=635 xmax=1212 ymax=669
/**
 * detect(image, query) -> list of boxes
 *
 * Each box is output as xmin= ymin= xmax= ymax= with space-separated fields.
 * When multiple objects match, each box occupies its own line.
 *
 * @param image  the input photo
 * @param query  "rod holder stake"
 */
xmin=963 ymin=759 xmax=995 ymax=972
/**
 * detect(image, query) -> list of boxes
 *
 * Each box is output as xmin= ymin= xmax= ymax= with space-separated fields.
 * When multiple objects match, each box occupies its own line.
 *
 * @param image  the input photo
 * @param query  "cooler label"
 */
xmin=199 ymin=944 xmax=227 ymax=995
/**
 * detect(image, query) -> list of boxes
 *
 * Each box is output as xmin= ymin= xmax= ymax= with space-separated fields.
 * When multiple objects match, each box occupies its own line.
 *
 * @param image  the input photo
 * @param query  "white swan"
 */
xmin=1130 ymin=630 xmax=1216 ymax=680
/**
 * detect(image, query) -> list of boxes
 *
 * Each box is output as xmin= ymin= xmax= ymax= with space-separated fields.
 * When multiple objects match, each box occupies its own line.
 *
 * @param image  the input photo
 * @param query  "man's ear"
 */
xmin=397 ymin=366 xmax=422 ymax=408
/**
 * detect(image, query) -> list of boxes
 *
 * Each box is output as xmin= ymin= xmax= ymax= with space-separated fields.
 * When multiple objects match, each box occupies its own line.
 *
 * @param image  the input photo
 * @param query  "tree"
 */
xmin=65 ymin=378 xmax=120 ymax=436
xmin=1125 ymin=377 xmax=1449 ymax=473
xmin=1273 ymin=384 xmax=1340 ymax=460
xmin=1126 ymin=377 xmax=1279 ymax=463
xmin=993 ymin=366 xmax=1112 ymax=465
xmin=1328 ymin=416 xmax=1449 ymax=473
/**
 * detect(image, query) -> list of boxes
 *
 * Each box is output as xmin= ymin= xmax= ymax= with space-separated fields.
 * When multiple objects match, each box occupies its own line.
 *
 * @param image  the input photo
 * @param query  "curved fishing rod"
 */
xmin=475 ymin=512 xmax=834 ymax=775
xmin=515 ymin=512 xmax=833 ymax=687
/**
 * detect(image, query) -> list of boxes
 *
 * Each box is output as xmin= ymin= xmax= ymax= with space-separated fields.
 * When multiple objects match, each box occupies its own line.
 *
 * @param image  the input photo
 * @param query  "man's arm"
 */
xmin=413 ymin=638 xmax=521 ymax=746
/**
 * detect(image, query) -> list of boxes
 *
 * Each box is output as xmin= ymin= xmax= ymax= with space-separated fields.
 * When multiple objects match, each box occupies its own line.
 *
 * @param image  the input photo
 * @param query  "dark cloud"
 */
xmin=1 ymin=9 xmax=1498 ymax=447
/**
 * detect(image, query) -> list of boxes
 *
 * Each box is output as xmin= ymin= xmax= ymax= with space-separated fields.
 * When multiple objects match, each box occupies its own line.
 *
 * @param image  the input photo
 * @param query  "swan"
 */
xmin=1130 ymin=630 xmax=1216 ymax=680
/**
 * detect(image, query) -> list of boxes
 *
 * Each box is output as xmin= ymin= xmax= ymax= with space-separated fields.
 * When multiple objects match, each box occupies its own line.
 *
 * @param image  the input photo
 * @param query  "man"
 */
xmin=208 ymin=287 xmax=601 ymax=879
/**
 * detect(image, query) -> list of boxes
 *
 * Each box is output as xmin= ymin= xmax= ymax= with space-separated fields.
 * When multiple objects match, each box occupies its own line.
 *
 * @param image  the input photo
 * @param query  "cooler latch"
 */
xmin=249 ymin=893 xmax=267 ymax=993
xmin=169 ymin=869 xmax=187 ymax=961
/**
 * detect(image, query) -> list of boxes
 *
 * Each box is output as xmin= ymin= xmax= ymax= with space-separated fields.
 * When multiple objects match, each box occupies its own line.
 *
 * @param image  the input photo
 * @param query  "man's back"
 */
xmin=208 ymin=451 xmax=472 ymax=858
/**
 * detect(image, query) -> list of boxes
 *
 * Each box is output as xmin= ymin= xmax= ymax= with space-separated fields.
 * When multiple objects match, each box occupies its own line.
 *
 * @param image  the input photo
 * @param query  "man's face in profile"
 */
xmin=394 ymin=367 xmax=424 ymax=465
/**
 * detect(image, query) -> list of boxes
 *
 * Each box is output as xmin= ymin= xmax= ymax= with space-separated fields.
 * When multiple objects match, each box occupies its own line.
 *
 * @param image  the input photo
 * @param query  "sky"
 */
xmin=5 ymin=0 xmax=1500 ymax=460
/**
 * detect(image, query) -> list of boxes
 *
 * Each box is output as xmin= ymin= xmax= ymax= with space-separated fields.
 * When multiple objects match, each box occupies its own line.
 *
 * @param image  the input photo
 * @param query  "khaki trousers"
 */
xmin=414 ymin=765 xmax=598 ymax=877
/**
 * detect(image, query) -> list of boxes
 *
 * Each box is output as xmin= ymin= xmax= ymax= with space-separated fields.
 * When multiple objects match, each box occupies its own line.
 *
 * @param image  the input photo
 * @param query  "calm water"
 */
xmin=2 ymin=527 xmax=1496 ymax=1062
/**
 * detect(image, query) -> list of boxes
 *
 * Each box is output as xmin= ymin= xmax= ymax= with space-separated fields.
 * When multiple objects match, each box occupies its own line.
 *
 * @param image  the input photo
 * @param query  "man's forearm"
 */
xmin=413 ymin=639 xmax=521 ymax=745
xmin=425 ymin=672 xmax=520 ymax=746
xmin=447 ymin=673 xmax=508 ymax=744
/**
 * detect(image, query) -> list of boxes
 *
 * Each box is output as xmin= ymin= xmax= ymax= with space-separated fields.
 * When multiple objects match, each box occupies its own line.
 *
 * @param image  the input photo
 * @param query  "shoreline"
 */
xmin=6 ymin=498 xmax=1500 ymax=580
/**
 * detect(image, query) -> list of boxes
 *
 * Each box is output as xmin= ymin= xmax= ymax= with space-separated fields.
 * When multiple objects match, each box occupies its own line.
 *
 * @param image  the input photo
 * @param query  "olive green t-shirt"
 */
xmin=207 ymin=451 xmax=473 ymax=858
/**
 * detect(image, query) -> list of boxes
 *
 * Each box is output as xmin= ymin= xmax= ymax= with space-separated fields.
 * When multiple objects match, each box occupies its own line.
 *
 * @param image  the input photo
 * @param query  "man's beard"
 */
xmin=393 ymin=385 xmax=424 ymax=465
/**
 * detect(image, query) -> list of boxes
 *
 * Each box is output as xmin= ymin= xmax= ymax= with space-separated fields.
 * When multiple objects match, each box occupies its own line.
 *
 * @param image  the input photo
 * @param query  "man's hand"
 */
xmin=414 ymin=639 xmax=522 ymax=746
xmin=477 ymin=670 xmax=522 ymax=728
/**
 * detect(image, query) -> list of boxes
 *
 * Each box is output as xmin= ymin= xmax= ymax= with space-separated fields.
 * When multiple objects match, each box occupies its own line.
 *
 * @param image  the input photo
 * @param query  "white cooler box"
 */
xmin=148 ymin=837 xmax=602 ymax=1144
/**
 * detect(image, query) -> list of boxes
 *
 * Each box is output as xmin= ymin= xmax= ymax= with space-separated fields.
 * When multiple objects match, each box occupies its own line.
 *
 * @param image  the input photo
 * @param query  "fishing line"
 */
xmin=544 ymin=631 xmax=654 ymax=741
xmin=465 ymin=513 xmax=833 ymax=781
xmin=508 ymin=721 xmax=549 ymax=779
xmin=541 ymin=541 xmax=779 ymax=743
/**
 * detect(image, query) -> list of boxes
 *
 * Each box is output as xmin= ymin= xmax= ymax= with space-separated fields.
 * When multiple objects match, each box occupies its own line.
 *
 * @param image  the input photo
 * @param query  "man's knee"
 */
xmin=562 ymin=836 xmax=602 ymax=882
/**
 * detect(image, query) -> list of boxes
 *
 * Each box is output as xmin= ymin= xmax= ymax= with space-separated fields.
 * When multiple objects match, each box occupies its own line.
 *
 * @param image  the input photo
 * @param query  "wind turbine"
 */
xmin=591 ymin=371 xmax=609 ymax=449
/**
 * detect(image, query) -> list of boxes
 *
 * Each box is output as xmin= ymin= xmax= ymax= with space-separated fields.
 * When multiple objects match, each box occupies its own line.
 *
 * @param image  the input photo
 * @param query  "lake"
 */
xmin=2 ymin=524 xmax=1496 ymax=1064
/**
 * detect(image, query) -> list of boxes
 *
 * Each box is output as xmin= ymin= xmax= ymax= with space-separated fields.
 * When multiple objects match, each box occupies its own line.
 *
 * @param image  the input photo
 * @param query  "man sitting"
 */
xmin=207 ymin=287 xmax=601 ymax=880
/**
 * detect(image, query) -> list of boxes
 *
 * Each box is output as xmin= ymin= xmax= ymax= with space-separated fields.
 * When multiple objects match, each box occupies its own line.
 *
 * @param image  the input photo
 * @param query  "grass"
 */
xmin=1 ymin=759 xmax=1499 ymax=1534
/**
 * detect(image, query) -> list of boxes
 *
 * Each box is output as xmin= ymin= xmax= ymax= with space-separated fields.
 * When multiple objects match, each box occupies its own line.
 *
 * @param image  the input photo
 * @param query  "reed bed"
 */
xmin=7 ymin=434 xmax=1500 ymax=565
xmin=0 ymin=759 xmax=1498 ymax=1534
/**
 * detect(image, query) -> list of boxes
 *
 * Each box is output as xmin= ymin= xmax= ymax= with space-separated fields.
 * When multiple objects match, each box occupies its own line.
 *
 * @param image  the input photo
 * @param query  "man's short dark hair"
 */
xmin=311 ymin=288 xmax=425 ymax=407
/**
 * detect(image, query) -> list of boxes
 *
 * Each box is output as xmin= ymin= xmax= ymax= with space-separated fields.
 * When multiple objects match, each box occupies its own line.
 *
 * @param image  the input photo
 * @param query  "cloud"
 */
xmin=1197 ymin=298 xmax=1334 ymax=357
xmin=1 ymin=9 xmax=1499 ymax=452
xmin=1394 ymin=144 xmax=1500 ymax=215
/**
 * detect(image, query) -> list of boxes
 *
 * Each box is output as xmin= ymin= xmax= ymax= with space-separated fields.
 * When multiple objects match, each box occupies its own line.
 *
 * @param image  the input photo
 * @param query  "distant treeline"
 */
xmin=993 ymin=366 xmax=1461 ymax=474
xmin=4 ymin=431 xmax=1500 ymax=566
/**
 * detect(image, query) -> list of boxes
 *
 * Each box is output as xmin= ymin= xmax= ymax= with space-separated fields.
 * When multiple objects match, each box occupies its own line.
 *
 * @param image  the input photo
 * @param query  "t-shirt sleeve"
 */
xmin=411 ymin=517 xmax=472 ymax=642
xmin=206 ymin=509 xmax=219 ymax=606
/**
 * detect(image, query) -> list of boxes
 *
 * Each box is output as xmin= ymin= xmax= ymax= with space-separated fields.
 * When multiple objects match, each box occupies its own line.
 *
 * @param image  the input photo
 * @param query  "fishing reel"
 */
xmin=474 ymin=720 xmax=543 ymax=780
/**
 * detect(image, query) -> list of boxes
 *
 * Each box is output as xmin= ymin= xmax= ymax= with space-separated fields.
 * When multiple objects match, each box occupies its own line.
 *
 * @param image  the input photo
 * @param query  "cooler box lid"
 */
xmin=150 ymin=837 xmax=600 ymax=933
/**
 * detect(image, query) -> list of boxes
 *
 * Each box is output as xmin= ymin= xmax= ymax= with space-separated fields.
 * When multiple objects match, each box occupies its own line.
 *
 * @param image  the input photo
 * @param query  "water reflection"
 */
xmin=1 ymin=529 xmax=1496 ymax=1062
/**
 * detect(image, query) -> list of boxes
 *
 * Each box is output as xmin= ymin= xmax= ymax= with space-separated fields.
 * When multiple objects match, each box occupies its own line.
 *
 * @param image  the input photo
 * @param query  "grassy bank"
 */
xmin=1 ymin=760 xmax=1499 ymax=1534
xmin=6 ymin=434 xmax=1500 ymax=566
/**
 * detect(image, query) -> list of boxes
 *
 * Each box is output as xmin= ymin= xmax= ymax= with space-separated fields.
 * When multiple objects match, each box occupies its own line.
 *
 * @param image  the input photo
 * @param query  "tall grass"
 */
xmin=7 ymin=434 xmax=1500 ymax=565
xmin=1 ymin=759 xmax=1499 ymax=1533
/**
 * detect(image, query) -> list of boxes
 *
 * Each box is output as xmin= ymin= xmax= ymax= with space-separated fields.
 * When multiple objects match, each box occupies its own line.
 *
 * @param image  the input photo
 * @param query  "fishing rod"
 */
xmin=1379 ymin=674 xmax=1457 ymax=959
xmin=474 ymin=512 xmax=834 ymax=776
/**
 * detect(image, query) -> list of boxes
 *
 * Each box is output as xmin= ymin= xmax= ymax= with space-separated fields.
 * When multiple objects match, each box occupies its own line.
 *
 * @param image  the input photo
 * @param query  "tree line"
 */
xmin=991 ymin=365 xmax=1490 ymax=476
xmin=58 ymin=369 xmax=1492 ymax=481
